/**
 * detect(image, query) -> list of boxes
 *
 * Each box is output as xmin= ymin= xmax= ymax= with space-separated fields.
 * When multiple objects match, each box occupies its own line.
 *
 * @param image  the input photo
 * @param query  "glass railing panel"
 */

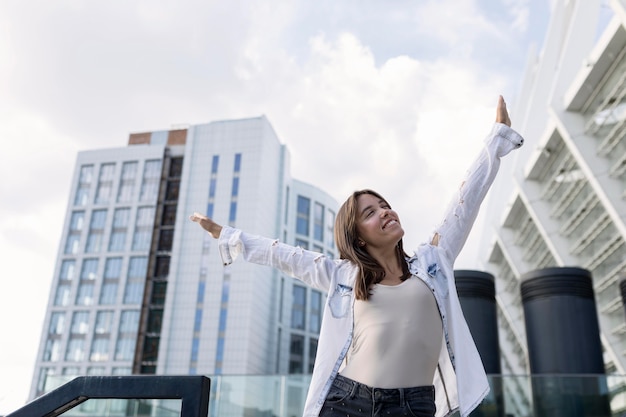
xmin=37 ymin=373 xmax=626 ymax=417
xmin=60 ymin=399 xmax=181 ymax=417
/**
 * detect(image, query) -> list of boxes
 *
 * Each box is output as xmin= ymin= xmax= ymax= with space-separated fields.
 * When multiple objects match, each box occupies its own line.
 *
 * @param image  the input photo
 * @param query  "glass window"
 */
xmin=309 ymin=338 xmax=318 ymax=373
xmin=233 ymin=153 xmax=242 ymax=172
xmin=65 ymin=337 xmax=85 ymax=362
xmin=121 ymin=161 xmax=138 ymax=180
xmin=104 ymin=258 xmax=122 ymax=279
xmin=54 ymin=284 xmax=71 ymax=306
xmin=231 ymin=177 xmax=239 ymax=196
xmin=69 ymin=211 xmax=85 ymax=232
xmin=142 ymin=335 xmax=160 ymax=361
xmin=123 ymin=281 xmax=143 ymax=304
xmin=229 ymin=201 xmax=237 ymax=223
xmin=100 ymin=281 xmax=118 ymax=305
xmin=140 ymin=160 xmax=162 ymax=202
xmin=71 ymin=311 xmax=90 ymax=334
xmin=119 ymin=310 xmax=140 ymax=333
xmin=284 ymin=186 xmax=290 ymax=224
xmin=78 ymin=165 xmax=94 ymax=184
xmin=314 ymin=202 xmax=324 ymax=242
xmin=65 ymin=211 xmax=85 ymax=254
xmin=170 ymin=157 xmax=183 ymax=177
xmin=296 ymin=196 xmax=310 ymax=235
xmin=90 ymin=338 xmax=110 ymax=362
xmin=147 ymin=309 xmax=163 ymax=333
xmin=151 ymin=281 xmax=167 ymax=305
xmin=295 ymin=238 xmax=309 ymax=250
xmin=85 ymin=209 xmax=107 ymax=253
xmin=109 ymin=208 xmax=130 ymax=252
xmin=87 ymin=367 xmax=106 ymax=376
xmin=81 ymin=259 xmax=99 ymax=280
xmin=291 ymin=285 xmax=306 ymax=330
xmin=95 ymin=163 xmax=116 ymax=204
xmin=74 ymin=165 xmax=94 ymax=206
xmin=131 ymin=230 xmax=152 ymax=251
xmin=101 ymin=258 xmax=121 ymax=305
xmin=75 ymin=282 xmax=95 ymax=306
xmin=132 ymin=207 xmax=155 ymax=251
xmin=74 ymin=188 xmax=90 ymax=207
xmin=37 ymin=368 xmax=56 ymax=392
xmin=90 ymin=209 xmax=107 ymax=229
xmin=48 ymin=312 xmax=65 ymax=335
xmin=112 ymin=208 xmax=130 ymax=227
xmin=165 ymin=180 xmax=180 ymax=201
xmin=115 ymin=336 xmax=136 ymax=361
xmin=158 ymin=229 xmax=174 ymax=251
xmin=64 ymin=235 xmax=80 ymax=254
xmin=128 ymin=257 xmax=147 ymax=278
xmin=62 ymin=367 xmax=80 ymax=376
xmin=59 ymin=260 xmax=76 ymax=281
xmin=115 ymin=320 xmax=136 ymax=362
xmin=43 ymin=339 xmax=61 ymax=361
xmin=209 ymin=178 xmax=217 ymax=198
xmin=327 ymin=209 xmax=336 ymax=249
xmin=211 ymin=155 xmax=219 ymax=174
xmin=125 ymin=257 xmax=146 ymax=304
xmin=95 ymin=311 xmax=114 ymax=334
xmin=161 ymin=204 xmax=177 ymax=226
xmin=310 ymin=290 xmax=322 ymax=333
xmin=289 ymin=334 xmax=304 ymax=374
xmin=112 ymin=367 xmax=132 ymax=375
xmin=155 ymin=256 xmax=170 ymax=277
xmin=108 ymin=230 xmax=126 ymax=252
xmin=117 ymin=161 xmax=138 ymax=203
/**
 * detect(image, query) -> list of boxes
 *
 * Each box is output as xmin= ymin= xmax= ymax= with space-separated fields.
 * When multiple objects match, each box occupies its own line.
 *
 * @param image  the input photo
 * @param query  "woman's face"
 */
xmin=355 ymin=193 xmax=404 ymax=249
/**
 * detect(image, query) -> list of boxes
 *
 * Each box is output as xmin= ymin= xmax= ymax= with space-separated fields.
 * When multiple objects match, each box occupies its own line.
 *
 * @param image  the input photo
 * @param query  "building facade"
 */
xmin=29 ymin=116 xmax=338 ymax=408
xmin=476 ymin=0 xmax=626 ymax=414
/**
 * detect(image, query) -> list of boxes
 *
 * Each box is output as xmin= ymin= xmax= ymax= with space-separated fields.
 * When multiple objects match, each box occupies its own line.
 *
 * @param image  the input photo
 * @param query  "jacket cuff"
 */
xmin=217 ymin=226 xmax=238 ymax=266
xmin=487 ymin=123 xmax=524 ymax=157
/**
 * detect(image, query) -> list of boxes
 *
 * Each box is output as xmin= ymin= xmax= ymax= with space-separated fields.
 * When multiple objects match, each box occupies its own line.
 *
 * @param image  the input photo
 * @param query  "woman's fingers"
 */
xmin=496 ymin=95 xmax=512 ymax=127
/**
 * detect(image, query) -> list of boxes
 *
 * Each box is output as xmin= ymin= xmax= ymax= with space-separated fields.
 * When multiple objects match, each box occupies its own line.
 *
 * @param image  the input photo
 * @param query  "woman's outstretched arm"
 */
xmin=430 ymin=95 xmax=523 ymax=260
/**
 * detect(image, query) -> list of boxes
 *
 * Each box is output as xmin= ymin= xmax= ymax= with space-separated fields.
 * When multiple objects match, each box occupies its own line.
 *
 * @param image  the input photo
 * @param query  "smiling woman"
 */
xmin=190 ymin=96 xmax=523 ymax=417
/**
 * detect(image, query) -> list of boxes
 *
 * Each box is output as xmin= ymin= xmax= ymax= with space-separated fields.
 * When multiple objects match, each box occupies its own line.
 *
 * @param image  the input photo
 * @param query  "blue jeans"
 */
xmin=319 ymin=374 xmax=436 ymax=417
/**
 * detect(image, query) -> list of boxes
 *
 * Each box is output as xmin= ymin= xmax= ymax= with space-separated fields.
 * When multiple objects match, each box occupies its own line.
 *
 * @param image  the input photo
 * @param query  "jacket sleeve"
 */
xmin=217 ymin=226 xmax=340 ymax=292
xmin=431 ymin=123 xmax=524 ymax=261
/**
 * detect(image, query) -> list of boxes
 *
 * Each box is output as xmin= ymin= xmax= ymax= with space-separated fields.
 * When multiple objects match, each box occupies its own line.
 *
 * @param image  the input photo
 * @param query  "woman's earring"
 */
xmin=358 ymin=240 xmax=365 ymax=247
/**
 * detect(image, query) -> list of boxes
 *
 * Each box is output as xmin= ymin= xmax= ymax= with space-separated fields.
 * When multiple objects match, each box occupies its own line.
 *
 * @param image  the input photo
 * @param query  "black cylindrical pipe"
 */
xmin=455 ymin=270 xmax=501 ymax=374
xmin=455 ymin=270 xmax=503 ymax=417
xmin=620 ymin=278 xmax=626 ymax=319
xmin=520 ymin=267 xmax=610 ymax=417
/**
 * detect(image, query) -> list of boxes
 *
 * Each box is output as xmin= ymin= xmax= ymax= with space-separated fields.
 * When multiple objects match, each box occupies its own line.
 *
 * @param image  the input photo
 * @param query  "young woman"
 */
xmin=190 ymin=96 xmax=523 ymax=417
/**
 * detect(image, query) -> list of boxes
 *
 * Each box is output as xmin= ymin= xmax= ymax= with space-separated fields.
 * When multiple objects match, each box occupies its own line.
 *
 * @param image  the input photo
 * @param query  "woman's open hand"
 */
xmin=189 ymin=212 xmax=223 ymax=239
xmin=496 ymin=95 xmax=511 ymax=127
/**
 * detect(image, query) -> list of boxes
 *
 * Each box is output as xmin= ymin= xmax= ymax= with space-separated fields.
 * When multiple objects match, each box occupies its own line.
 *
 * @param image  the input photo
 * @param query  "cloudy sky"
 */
xmin=0 ymin=0 xmax=552 ymax=412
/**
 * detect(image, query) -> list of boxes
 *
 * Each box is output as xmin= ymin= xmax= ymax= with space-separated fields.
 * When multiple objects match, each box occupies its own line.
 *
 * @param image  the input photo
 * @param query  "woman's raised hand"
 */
xmin=496 ymin=95 xmax=511 ymax=127
xmin=189 ymin=212 xmax=223 ymax=239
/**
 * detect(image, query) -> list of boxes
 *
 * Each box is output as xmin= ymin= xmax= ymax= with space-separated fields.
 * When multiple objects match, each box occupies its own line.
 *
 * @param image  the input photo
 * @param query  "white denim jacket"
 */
xmin=217 ymin=123 xmax=524 ymax=417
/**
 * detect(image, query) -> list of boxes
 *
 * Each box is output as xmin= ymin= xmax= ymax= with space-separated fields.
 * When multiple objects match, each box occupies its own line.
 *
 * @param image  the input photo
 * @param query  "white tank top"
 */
xmin=340 ymin=275 xmax=443 ymax=388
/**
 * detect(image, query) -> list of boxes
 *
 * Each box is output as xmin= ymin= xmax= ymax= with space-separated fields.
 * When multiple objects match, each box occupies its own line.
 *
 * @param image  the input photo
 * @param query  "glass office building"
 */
xmin=29 ymin=116 xmax=338 ymax=413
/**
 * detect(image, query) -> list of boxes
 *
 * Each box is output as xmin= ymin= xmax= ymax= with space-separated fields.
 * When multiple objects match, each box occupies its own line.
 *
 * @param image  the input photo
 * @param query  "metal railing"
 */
xmin=6 ymin=375 xmax=210 ymax=417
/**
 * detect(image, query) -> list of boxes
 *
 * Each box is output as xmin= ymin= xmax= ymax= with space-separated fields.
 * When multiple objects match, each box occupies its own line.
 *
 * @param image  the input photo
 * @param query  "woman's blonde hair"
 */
xmin=334 ymin=189 xmax=410 ymax=300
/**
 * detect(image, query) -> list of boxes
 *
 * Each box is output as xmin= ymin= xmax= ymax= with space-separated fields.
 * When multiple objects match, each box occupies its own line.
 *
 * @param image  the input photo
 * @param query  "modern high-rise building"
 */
xmin=476 ymin=0 xmax=626 ymax=414
xmin=28 ymin=116 xmax=338 ymax=407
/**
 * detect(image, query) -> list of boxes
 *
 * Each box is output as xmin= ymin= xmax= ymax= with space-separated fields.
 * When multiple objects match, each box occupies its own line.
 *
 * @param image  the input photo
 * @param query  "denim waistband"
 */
xmin=333 ymin=374 xmax=434 ymax=403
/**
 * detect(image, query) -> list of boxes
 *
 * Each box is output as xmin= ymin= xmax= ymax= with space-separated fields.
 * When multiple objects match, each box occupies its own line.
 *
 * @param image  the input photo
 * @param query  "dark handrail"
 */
xmin=6 ymin=375 xmax=210 ymax=417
